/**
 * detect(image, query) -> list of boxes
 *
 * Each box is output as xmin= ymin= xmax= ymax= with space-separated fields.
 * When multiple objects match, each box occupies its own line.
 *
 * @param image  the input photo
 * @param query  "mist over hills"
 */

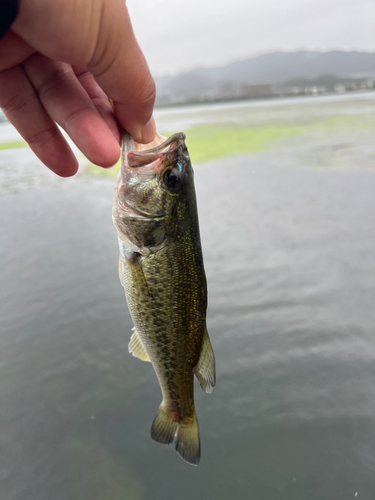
xmin=155 ymin=51 xmax=375 ymax=105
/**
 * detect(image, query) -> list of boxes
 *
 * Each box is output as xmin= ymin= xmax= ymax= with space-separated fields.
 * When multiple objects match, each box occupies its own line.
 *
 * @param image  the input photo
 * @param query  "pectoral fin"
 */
xmin=118 ymin=255 xmax=126 ymax=288
xmin=128 ymin=327 xmax=151 ymax=362
xmin=118 ymin=255 xmax=123 ymax=279
xmin=194 ymin=329 xmax=216 ymax=394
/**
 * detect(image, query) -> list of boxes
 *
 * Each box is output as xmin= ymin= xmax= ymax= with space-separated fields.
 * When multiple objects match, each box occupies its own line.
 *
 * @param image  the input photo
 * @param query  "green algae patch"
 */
xmin=184 ymin=112 xmax=375 ymax=163
xmin=82 ymin=126 xmax=304 ymax=177
xmin=82 ymin=105 xmax=375 ymax=176
xmin=0 ymin=140 xmax=27 ymax=150
xmin=63 ymin=432 xmax=143 ymax=500
xmin=185 ymin=125 xmax=304 ymax=163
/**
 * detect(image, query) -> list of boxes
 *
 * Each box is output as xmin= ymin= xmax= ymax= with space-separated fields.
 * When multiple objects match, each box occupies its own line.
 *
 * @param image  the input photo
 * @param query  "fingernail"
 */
xmin=140 ymin=116 xmax=156 ymax=144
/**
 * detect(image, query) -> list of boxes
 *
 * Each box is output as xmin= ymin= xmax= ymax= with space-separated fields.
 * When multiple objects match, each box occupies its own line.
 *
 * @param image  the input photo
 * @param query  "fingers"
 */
xmin=0 ymin=30 xmax=35 ymax=72
xmin=0 ymin=65 xmax=78 ymax=177
xmin=73 ymin=66 xmax=120 ymax=145
xmin=12 ymin=0 xmax=156 ymax=144
xmin=22 ymin=54 xmax=120 ymax=168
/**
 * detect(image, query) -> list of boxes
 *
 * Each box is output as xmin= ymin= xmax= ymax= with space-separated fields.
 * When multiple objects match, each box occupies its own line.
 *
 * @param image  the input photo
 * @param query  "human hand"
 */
xmin=0 ymin=0 xmax=156 ymax=177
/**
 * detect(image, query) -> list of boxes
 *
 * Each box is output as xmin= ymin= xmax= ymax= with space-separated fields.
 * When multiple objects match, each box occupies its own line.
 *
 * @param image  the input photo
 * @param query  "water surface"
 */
xmin=1 ymin=95 xmax=375 ymax=499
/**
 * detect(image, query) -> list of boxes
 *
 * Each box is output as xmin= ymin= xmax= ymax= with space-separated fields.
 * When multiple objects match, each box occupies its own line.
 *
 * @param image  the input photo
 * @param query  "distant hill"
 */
xmin=281 ymin=74 xmax=367 ymax=90
xmin=155 ymin=51 xmax=375 ymax=105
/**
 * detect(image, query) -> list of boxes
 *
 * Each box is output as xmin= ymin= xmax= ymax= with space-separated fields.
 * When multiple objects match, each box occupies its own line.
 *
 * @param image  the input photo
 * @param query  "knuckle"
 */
xmin=1 ymin=90 xmax=35 ymax=116
xmin=91 ymin=94 xmax=110 ymax=108
xmin=64 ymin=107 xmax=88 ymax=128
xmin=134 ymin=76 xmax=156 ymax=111
xmin=37 ymin=68 xmax=72 ymax=98
xmin=139 ymin=79 xmax=156 ymax=108
xmin=25 ymin=125 xmax=59 ymax=147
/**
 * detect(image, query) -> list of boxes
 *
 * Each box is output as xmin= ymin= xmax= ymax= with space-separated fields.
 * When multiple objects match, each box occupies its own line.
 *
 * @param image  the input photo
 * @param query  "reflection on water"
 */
xmin=1 ymin=95 xmax=375 ymax=499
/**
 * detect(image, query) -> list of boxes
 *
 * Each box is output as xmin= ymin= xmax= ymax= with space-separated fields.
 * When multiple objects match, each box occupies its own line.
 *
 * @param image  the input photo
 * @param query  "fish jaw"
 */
xmin=122 ymin=131 xmax=186 ymax=170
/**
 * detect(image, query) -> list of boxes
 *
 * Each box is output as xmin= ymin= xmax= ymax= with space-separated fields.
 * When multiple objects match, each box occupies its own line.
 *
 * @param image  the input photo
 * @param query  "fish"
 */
xmin=112 ymin=130 xmax=215 ymax=465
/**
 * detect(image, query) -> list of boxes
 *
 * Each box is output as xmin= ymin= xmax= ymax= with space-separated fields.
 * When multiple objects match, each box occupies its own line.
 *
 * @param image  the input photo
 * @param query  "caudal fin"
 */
xmin=175 ymin=413 xmax=200 ymax=466
xmin=151 ymin=405 xmax=177 ymax=445
xmin=150 ymin=405 xmax=200 ymax=466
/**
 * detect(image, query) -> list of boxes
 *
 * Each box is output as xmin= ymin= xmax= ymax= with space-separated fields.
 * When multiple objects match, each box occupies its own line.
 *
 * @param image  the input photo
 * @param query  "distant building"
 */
xmin=217 ymin=82 xmax=239 ymax=99
xmin=334 ymin=85 xmax=346 ymax=93
xmin=240 ymin=83 xmax=274 ymax=99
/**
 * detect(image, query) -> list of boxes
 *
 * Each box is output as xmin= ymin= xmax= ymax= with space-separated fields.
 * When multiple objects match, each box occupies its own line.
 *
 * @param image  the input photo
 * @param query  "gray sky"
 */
xmin=127 ymin=0 xmax=374 ymax=76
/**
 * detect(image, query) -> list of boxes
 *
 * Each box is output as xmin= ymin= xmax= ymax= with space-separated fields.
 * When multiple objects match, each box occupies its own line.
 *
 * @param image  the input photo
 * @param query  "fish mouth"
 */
xmin=122 ymin=131 xmax=186 ymax=169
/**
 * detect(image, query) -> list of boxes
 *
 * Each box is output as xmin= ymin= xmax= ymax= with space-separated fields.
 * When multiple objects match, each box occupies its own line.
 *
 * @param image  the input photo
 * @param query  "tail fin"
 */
xmin=151 ymin=405 xmax=201 ymax=466
xmin=151 ymin=405 xmax=177 ymax=445
xmin=175 ymin=413 xmax=200 ymax=466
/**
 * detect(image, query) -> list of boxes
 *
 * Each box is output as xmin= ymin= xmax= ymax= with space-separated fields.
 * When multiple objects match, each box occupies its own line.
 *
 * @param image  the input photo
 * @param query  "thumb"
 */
xmin=87 ymin=1 xmax=156 ymax=143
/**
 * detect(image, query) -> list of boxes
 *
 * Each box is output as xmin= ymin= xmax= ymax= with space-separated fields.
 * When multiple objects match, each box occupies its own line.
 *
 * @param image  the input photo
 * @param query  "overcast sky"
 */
xmin=127 ymin=0 xmax=374 ymax=76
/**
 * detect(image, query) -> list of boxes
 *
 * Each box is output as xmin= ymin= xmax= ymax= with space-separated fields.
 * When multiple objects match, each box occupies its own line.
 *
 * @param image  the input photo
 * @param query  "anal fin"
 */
xmin=194 ymin=329 xmax=216 ymax=394
xmin=128 ymin=327 xmax=151 ymax=362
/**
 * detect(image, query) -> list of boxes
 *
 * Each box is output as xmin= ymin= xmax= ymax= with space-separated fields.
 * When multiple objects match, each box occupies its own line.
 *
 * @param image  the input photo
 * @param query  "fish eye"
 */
xmin=162 ymin=167 xmax=182 ymax=191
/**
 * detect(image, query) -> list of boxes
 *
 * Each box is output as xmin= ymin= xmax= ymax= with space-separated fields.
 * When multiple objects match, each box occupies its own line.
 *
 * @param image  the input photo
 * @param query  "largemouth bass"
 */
xmin=112 ymin=131 xmax=215 ymax=465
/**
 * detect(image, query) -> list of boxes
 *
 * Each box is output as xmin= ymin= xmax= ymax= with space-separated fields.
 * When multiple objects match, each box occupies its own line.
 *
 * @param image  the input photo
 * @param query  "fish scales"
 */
xmin=124 ymin=239 xmax=204 ymax=400
xmin=113 ymin=131 xmax=215 ymax=465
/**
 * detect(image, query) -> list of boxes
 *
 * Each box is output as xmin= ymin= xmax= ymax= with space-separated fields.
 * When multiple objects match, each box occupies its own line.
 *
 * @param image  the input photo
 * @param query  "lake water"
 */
xmin=1 ymin=94 xmax=375 ymax=499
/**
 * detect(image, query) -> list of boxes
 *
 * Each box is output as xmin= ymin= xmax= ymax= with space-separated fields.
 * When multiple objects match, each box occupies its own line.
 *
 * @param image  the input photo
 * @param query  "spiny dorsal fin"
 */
xmin=128 ymin=327 xmax=151 ymax=362
xmin=194 ymin=329 xmax=216 ymax=394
